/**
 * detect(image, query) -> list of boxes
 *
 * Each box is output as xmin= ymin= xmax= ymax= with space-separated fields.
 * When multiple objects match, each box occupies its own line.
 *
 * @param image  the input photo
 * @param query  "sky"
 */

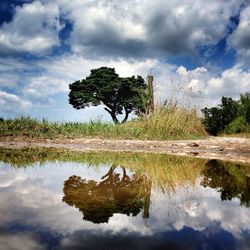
xmin=0 ymin=0 xmax=250 ymax=122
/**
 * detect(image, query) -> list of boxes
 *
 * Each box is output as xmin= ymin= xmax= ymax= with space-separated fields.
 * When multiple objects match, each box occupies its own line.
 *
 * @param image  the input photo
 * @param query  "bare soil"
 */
xmin=1 ymin=136 xmax=250 ymax=164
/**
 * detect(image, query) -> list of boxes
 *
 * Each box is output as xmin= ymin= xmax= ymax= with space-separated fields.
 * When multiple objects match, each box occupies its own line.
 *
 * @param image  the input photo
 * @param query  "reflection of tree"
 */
xmin=63 ymin=165 xmax=152 ymax=223
xmin=202 ymin=160 xmax=250 ymax=207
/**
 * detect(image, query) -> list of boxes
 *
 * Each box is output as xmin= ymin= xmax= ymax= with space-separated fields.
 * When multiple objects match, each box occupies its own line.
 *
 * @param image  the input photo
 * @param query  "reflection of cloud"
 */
xmin=149 ymin=185 xmax=250 ymax=238
xmin=0 ymin=232 xmax=45 ymax=250
xmin=0 ymin=161 xmax=250 ymax=249
xmin=58 ymin=226 xmax=242 ymax=250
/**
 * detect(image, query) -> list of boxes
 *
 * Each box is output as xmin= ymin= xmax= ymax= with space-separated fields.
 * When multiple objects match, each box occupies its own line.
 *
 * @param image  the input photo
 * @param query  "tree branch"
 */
xmin=104 ymin=107 xmax=112 ymax=114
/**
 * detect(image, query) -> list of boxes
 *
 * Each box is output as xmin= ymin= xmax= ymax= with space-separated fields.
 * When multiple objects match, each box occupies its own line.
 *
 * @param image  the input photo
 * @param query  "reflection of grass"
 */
xmin=0 ymin=104 xmax=206 ymax=140
xmin=0 ymin=147 xmax=206 ymax=192
xmin=1 ymin=148 xmax=250 ymax=203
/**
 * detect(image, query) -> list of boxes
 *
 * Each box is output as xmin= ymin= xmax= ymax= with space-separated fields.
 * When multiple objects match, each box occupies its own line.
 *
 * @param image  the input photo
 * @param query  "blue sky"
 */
xmin=0 ymin=0 xmax=250 ymax=122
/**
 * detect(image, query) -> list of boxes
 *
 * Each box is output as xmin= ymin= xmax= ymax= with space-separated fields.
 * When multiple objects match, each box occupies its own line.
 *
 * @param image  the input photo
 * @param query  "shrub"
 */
xmin=226 ymin=116 xmax=247 ymax=134
xmin=201 ymin=97 xmax=238 ymax=135
xmin=239 ymin=93 xmax=250 ymax=124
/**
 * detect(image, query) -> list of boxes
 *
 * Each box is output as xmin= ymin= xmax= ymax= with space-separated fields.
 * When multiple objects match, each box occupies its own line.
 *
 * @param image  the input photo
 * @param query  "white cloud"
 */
xmin=0 ymin=90 xmax=32 ymax=115
xmin=52 ymin=0 xmax=244 ymax=57
xmin=174 ymin=64 xmax=250 ymax=106
xmin=228 ymin=5 xmax=250 ymax=65
xmin=24 ymin=76 xmax=69 ymax=98
xmin=39 ymin=54 xmax=158 ymax=80
xmin=206 ymin=65 xmax=250 ymax=100
xmin=0 ymin=1 xmax=62 ymax=54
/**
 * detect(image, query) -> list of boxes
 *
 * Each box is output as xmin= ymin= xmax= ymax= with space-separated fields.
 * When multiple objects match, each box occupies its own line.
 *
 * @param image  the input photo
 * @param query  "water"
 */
xmin=0 ymin=148 xmax=250 ymax=250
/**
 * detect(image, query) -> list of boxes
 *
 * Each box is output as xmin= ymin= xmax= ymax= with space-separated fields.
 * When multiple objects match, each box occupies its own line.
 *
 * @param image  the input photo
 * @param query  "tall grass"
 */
xmin=0 ymin=102 xmax=206 ymax=140
xmin=125 ymin=102 xmax=206 ymax=139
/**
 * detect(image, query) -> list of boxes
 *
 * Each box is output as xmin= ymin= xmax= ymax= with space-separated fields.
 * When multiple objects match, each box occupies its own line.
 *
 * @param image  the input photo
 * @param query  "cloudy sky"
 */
xmin=0 ymin=0 xmax=250 ymax=121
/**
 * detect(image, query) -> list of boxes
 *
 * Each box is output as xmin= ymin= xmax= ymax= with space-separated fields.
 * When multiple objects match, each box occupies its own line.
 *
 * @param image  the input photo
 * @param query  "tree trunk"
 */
xmin=143 ymin=179 xmax=152 ymax=219
xmin=121 ymin=108 xmax=130 ymax=124
xmin=111 ymin=112 xmax=119 ymax=124
xmin=104 ymin=107 xmax=119 ymax=124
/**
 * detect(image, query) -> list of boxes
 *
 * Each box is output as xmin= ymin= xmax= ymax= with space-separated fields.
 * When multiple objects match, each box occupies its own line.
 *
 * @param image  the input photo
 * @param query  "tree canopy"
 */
xmin=62 ymin=165 xmax=152 ymax=223
xmin=69 ymin=67 xmax=148 ymax=124
xmin=201 ymin=93 xmax=250 ymax=135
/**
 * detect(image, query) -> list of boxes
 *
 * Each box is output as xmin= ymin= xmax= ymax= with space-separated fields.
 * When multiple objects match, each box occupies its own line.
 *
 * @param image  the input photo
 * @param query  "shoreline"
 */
xmin=1 ymin=136 xmax=250 ymax=164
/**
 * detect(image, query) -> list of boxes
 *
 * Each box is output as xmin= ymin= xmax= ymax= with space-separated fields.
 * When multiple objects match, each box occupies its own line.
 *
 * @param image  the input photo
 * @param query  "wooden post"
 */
xmin=147 ymin=74 xmax=154 ymax=113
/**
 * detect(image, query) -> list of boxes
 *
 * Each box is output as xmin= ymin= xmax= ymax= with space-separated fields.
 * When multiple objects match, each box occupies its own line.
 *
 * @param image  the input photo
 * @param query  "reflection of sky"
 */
xmin=0 ymin=161 xmax=250 ymax=249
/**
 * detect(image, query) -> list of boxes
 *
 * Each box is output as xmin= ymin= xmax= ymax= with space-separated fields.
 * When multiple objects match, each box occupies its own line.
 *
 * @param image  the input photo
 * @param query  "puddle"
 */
xmin=0 ymin=148 xmax=250 ymax=250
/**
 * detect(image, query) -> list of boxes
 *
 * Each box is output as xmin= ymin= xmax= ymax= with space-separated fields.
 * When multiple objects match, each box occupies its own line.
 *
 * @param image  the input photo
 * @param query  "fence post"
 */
xmin=147 ymin=74 xmax=154 ymax=113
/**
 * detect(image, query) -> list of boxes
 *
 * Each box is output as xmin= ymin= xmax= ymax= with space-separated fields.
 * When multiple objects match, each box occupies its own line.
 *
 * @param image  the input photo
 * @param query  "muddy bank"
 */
xmin=0 ymin=136 xmax=250 ymax=163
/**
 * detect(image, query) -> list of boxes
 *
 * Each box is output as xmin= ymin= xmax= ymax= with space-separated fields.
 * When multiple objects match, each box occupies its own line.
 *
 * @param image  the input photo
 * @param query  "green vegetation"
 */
xmin=69 ymin=67 xmax=147 ymax=124
xmin=0 ymin=102 xmax=206 ymax=140
xmin=202 ymin=92 xmax=250 ymax=136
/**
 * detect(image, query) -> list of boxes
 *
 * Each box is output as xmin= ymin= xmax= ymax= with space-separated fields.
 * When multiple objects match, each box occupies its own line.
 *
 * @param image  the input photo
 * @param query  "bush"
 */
xmin=226 ymin=116 xmax=247 ymax=134
xmin=201 ymin=97 xmax=238 ymax=135
xmin=202 ymin=92 xmax=250 ymax=136
xmin=239 ymin=93 xmax=250 ymax=124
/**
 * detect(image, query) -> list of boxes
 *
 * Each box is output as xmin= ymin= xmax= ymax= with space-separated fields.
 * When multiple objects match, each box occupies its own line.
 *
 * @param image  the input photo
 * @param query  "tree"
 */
xmin=62 ymin=165 xmax=152 ymax=223
xmin=69 ymin=67 xmax=147 ymax=124
xmin=201 ymin=96 xmax=238 ymax=135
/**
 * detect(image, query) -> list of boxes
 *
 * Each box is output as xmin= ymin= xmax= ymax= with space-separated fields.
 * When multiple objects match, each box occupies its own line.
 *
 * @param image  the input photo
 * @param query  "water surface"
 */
xmin=0 ymin=148 xmax=250 ymax=250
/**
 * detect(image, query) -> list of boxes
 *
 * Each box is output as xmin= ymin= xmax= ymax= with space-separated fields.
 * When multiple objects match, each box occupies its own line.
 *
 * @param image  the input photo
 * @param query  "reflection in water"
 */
xmin=0 ymin=148 xmax=250 ymax=249
xmin=63 ymin=165 xmax=151 ymax=223
xmin=202 ymin=160 xmax=250 ymax=207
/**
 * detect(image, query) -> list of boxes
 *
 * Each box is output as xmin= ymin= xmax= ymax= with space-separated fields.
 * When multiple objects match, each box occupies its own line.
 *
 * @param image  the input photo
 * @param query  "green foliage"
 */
xmin=69 ymin=67 xmax=147 ymax=124
xmin=202 ymin=93 xmax=250 ymax=135
xmin=201 ymin=107 xmax=224 ymax=135
xmin=226 ymin=116 xmax=247 ymax=134
xmin=239 ymin=92 xmax=250 ymax=123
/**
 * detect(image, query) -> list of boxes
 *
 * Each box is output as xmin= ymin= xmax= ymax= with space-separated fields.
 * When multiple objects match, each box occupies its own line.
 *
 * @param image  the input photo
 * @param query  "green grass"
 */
xmin=0 ymin=103 xmax=207 ymax=140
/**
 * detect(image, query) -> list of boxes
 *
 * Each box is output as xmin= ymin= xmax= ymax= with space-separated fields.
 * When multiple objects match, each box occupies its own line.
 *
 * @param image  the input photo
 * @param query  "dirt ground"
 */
xmin=0 ymin=136 xmax=250 ymax=164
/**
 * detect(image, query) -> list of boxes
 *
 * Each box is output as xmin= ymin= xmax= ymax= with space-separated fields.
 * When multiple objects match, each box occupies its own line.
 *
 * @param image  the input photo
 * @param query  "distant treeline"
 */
xmin=202 ymin=92 xmax=250 ymax=135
